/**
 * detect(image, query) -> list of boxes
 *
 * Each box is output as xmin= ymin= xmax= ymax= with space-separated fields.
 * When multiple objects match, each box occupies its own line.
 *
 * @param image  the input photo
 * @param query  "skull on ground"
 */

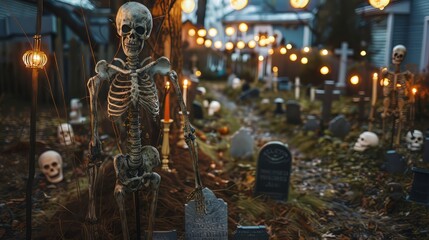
xmin=38 ymin=150 xmax=63 ymax=183
xmin=406 ymin=130 xmax=423 ymax=151
xmin=353 ymin=131 xmax=379 ymax=152
xmin=116 ymin=2 xmax=152 ymax=57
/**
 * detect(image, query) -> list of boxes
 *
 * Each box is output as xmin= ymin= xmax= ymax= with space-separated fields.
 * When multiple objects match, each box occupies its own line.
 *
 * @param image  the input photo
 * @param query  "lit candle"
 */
xmin=183 ymin=79 xmax=189 ymax=107
xmin=164 ymin=81 xmax=170 ymax=121
xmin=372 ymin=73 xmax=378 ymax=105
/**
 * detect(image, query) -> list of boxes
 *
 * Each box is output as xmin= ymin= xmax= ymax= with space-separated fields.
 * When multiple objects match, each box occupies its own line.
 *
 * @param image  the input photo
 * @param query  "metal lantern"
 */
xmin=369 ymin=0 xmax=390 ymax=10
xmin=22 ymin=35 xmax=47 ymax=69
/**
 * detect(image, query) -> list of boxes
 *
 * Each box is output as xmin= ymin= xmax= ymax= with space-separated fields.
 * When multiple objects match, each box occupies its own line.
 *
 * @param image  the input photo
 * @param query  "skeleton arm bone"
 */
xmin=87 ymin=60 xmax=118 ymax=162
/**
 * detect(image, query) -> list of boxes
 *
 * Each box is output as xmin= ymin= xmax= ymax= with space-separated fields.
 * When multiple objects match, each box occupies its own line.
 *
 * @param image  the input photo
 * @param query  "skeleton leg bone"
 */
xmin=146 ymin=173 xmax=160 ymax=240
xmin=86 ymin=164 xmax=98 ymax=223
xmin=114 ymin=183 xmax=130 ymax=240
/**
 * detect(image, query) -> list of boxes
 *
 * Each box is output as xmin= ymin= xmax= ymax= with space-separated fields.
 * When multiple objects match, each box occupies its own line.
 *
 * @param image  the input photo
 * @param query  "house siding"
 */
xmin=370 ymin=17 xmax=387 ymax=67
xmin=405 ymin=0 xmax=429 ymax=69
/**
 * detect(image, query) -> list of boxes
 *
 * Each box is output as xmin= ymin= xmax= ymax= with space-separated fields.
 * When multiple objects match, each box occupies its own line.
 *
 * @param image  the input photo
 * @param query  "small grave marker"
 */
xmin=286 ymin=100 xmax=301 ymax=124
xmin=230 ymin=128 xmax=254 ymax=159
xmin=254 ymin=141 xmax=292 ymax=201
xmin=185 ymin=188 xmax=228 ymax=240
xmin=352 ymin=91 xmax=370 ymax=122
xmin=328 ymin=115 xmax=350 ymax=139
xmin=303 ymin=115 xmax=319 ymax=132
xmin=384 ymin=150 xmax=407 ymax=174
xmin=192 ymin=101 xmax=204 ymax=120
xmin=233 ymin=225 xmax=269 ymax=240
xmin=315 ymin=80 xmax=341 ymax=125
xmin=274 ymin=98 xmax=284 ymax=115
xmin=407 ymin=167 xmax=429 ymax=205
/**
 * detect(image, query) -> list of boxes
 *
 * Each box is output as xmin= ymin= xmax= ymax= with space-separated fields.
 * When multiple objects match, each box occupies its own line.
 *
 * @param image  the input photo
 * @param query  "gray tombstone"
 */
xmin=328 ymin=115 xmax=350 ymax=139
xmin=286 ymin=100 xmax=301 ymax=124
xmin=230 ymin=128 xmax=254 ymax=159
xmin=274 ymin=98 xmax=284 ymax=115
xmin=254 ymin=141 xmax=292 ymax=201
xmin=384 ymin=150 xmax=407 ymax=174
xmin=144 ymin=230 xmax=177 ymax=240
xmin=192 ymin=101 xmax=204 ymax=120
xmin=185 ymin=188 xmax=228 ymax=240
xmin=303 ymin=115 xmax=319 ymax=132
xmin=233 ymin=225 xmax=269 ymax=240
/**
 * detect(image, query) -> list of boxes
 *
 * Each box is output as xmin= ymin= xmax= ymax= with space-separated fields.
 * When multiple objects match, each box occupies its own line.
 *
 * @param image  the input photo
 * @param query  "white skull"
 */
xmin=57 ymin=123 xmax=74 ymax=146
xmin=353 ymin=131 xmax=379 ymax=152
xmin=392 ymin=45 xmax=406 ymax=65
xmin=208 ymin=100 xmax=221 ymax=116
xmin=406 ymin=130 xmax=423 ymax=151
xmin=232 ymin=78 xmax=241 ymax=89
xmin=116 ymin=2 xmax=152 ymax=57
xmin=38 ymin=150 xmax=63 ymax=183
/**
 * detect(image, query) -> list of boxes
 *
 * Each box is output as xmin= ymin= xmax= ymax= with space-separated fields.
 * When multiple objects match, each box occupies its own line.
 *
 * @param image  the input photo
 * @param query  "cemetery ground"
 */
xmin=0 ymin=79 xmax=429 ymax=240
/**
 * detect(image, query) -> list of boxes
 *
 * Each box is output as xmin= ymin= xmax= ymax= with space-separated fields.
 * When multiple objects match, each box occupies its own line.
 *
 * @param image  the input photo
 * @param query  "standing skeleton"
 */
xmin=381 ymin=45 xmax=413 ymax=147
xmin=86 ymin=2 xmax=203 ymax=239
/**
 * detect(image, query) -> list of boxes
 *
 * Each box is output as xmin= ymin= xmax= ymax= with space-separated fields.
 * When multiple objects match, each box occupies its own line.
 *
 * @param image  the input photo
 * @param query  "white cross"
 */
xmin=335 ymin=42 xmax=354 ymax=88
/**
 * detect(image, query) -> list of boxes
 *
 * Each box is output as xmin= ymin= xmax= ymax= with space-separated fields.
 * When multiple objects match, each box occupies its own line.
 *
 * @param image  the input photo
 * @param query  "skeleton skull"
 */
xmin=116 ymin=2 xmax=152 ymax=57
xmin=57 ymin=123 xmax=74 ymax=146
xmin=392 ymin=45 xmax=406 ymax=65
xmin=406 ymin=130 xmax=423 ymax=151
xmin=208 ymin=100 xmax=221 ymax=116
xmin=353 ymin=131 xmax=379 ymax=152
xmin=38 ymin=150 xmax=63 ymax=183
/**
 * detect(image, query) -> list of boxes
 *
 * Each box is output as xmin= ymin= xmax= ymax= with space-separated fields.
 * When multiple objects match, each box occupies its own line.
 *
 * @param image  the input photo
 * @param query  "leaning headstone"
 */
xmin=384 ymin=150 xmax=407 ymax=174
xmin=239 ymin=88 xmax=259 ymax=101
xmin=144 ymin=230 xmax=177 ymax=240
xmin=254 ymin=141 xmax=292 ymax=201
xmin=274 ymin=98 xmax=284 ymax=115
xmin=328 ymin=115 xmax=350 ymax=139
xmin=192 ymin=101 xmax=204 ymax=120
xmin=303 ymin=115 xmax=319 ymax=132
xmin=230 ymin=128 xmax=254 ymax=159
xmin=286 ymin=100 xmax=301 ymax=124
xmin=233 ymin=225 xmax=269 ymax=240
xmin=185 ymin=188 xmax=228 ymax=240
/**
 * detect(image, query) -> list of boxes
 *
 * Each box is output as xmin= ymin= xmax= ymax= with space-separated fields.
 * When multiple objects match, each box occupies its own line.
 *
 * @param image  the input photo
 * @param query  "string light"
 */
xmin=230 ymin=0 xmax=248 ymax=10
xmin=181 ymin=0 xmax=196 ymax=13
xmin=369 ymin=0 xmax=390 ymax=10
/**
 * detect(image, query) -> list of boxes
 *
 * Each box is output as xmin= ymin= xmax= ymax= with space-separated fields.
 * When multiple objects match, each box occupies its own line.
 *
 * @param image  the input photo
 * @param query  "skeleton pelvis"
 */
xmin=113 ymin=146 xmax=160 ymax=191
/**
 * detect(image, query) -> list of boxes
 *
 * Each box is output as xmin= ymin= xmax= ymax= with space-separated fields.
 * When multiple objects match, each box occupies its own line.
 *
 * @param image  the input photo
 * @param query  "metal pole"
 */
xmin=26 ymin=0 xmax=43 ymax=238
xmin=26 ymin=68 xmax=38 ymax=239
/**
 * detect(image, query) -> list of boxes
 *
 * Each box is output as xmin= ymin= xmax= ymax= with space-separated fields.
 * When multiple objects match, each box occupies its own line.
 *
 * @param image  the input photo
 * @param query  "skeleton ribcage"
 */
xmin=108 ymin=73 xmax=159 ymax=119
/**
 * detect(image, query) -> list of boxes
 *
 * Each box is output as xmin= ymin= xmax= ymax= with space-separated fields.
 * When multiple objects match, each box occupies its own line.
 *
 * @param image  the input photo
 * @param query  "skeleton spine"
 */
xmin=127 ymin=56 xmax=142 ymax=168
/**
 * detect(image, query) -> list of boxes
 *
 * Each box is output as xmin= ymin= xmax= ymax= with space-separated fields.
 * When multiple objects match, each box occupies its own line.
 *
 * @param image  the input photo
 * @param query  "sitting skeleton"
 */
xmin=86 ymin=2 xmax=200 ymax=239
xmin=380 ymin=45 xmax=413 ymax=145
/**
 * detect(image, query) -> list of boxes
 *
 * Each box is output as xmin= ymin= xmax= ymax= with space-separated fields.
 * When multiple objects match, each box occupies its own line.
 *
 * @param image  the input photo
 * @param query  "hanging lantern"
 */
xmin=23 ymin=35 xmax=47 ymax=69
xmin=230 ymin=0 xmax=248 ymax=10
xmin=369 ymin=0 xmax=390 ymax=10
xmin=181 ymin=0 xmax=196 ymax=13
xmin=290 ymin=0 xmax=310 ymax=9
